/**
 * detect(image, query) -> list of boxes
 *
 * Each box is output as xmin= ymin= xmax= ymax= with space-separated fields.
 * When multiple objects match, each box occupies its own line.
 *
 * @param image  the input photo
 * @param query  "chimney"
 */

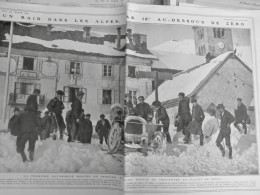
xmin=83 ymin=26 xmax=91 ymax=42
xmin=116 ymin=27 xmax=121 ymax=50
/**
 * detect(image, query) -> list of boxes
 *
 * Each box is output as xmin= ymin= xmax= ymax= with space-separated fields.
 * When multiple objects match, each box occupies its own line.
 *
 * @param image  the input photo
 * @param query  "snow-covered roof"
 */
xmin=145 ymin=51 xmax=234 ymax=104
xmin=3 ymin=34 xmax=125 ymax=57
xmin=126 ymin=49 xmax=157 ymax=59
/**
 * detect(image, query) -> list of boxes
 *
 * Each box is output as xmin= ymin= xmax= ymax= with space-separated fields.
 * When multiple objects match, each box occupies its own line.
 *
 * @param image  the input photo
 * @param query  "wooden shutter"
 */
xmin=97 ymin=89 xmax=103 ymax=104
xmin=33 ymin=57 xmax=37 ymax=71
xmin=64 ymin=86 xmax=69 ymax=102
xmin=15 ymin=82 xmax=21 ymax=94
xmin=18 ymin=56 xmax=23 ymax=69
xmin=65 ymin=61 xmax=70 ymax=74
xmin=80 ymin=88 xmax=87 ymax=103
xmin=114 ymin=89 xmax=119 ymax=104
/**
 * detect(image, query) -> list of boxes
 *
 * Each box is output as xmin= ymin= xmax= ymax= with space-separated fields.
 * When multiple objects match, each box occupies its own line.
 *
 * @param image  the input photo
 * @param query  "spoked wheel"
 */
xmin=107 ymin=122 xmax=122 ymax=154
xmin=150 ymin=131 xmax=167 ymax=154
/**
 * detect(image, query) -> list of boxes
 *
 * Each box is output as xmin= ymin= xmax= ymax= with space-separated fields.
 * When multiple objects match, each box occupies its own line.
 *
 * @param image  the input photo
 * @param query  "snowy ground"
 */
xmin=125 ymin=117 xmax=259 ymax=176
xmin=0 ymin=134 xmax=123 ymax=174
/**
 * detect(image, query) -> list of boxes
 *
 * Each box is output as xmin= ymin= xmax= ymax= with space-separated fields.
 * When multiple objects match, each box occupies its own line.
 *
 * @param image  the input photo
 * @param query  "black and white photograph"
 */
xmin=0 ymin=19 xmax=126 ymax=174
xmin=124 ymin=21 xmax=258 ymax=176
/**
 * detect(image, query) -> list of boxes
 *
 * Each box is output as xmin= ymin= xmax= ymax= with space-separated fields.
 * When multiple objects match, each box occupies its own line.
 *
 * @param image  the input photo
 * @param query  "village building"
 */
xmin=145 ymin=27 xmax=254 ymax=121
xmin=0 ymin=22 xmax=126 ymax=125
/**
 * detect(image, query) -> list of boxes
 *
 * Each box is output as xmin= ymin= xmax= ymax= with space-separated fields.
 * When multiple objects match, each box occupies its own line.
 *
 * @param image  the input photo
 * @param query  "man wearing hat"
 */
xmin=186 ymin=98 xmax=205 ymax=145
xmin=234 ymin=98 xmax=248 ymax=134
xmin=216 ymin=104 xmax=235 ymax=159
xmin=152 ymin=100 xmax=171 ymax=143
xmin=47 ymin=90 xmax=66 ymax=140
xmin=134 ymin=96 xmax=153 ymax=121
xmin=95 ymin=114 xmax=111 ymax=145
xmin=71 ymin=91 xmax=84 ymax=142
xmin=26 ymin=89 xmax=40 ymax=112
xmin=175 ymin=92 xmax=192 ymax=141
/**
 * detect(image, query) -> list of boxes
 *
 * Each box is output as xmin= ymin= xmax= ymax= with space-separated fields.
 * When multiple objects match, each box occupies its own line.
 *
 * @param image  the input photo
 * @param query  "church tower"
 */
xmin=193 ymin=27 xmax=233 ymax=59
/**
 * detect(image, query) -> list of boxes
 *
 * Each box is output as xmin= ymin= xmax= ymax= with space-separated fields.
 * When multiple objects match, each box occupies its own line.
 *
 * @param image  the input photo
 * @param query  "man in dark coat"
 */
xmin=79 ymin=113 xmax=93 ymax=144
xmin=26 ymin=89 xmax=40 ymax=113
xmin=134 ymin=96 xmax=153 ymax=121
xmin=234 ymin=98 xmax=248 ymax=134
xmin=71 ymin=91 xmax=84 ymax=142
xmin=8 ymin=108 xmax=21 ymax=152
xmin=216 ymin=104 xmax=235 ymax=159
xmin=13 ymin=107 xmax=41 ymax=162
xmin=176 ymin=92 xmax=192 ymax=141
xmin=186 ymin=98 xmax=205 ymax=145
xmin=47 ymin=90 xmax=66 ymax=140
xmin=95 ymin=114 xmax=111 ymax=145
xmin=152 ymin=100 xmax=171 ymax=143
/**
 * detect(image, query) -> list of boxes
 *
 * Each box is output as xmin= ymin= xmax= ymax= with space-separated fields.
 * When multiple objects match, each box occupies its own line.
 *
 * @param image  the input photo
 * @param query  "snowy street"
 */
xmin=0 ymin=134 xmax=124 ymax=174
xmin=125 ymin=126 xmax=258 ymax=176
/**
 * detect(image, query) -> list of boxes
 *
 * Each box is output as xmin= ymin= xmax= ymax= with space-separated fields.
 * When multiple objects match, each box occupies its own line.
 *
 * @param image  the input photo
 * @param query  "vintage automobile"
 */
xmin=107 ymin=104 xmax=167 ymax=154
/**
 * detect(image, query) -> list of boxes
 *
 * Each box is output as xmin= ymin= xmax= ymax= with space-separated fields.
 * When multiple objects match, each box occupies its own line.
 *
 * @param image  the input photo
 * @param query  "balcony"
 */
xmin=9 ymin=93 xmax=45 ymax=106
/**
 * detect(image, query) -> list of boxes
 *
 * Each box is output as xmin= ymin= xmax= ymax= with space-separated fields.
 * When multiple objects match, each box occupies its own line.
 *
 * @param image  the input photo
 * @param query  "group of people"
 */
xmin=8 ymin=89 xmax=112 ymax=162
xmin=125 ymin=92 xmax=250 ymax=159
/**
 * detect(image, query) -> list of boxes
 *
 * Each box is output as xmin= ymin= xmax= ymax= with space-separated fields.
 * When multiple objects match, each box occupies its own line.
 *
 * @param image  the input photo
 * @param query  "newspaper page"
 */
xmin=124 ymin=2 xmax=260 ymax=193
xmin=0 ymin=1 xmax=126 ymax=194
xmin=0 ymin=0 xmax=127 ymax=8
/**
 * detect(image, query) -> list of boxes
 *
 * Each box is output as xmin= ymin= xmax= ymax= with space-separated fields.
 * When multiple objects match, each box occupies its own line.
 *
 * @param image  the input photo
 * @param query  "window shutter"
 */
xmin=65 ymin=61 xmax=70 ymax=74
xmin=97 ymin=89 xmax=103 ymax=104
xmin=15 ymin=82 xmax=21 ymax=94
xmin=80 ymin=62 xmax=83 ymax=75
xmin=80 ymin=88 xmax=87 ymax=103
xmin=18 ymin=56 xmax=23 ymax=69
xmin=64 ymin=86 xmax=69 ymax=102
xmin=33 ymin=58 xmax=37 ymax=71
xmin=38 ymin=58 xmax=44 ymax=72
xmin=114 ymin=89 xmax=119 ymax=104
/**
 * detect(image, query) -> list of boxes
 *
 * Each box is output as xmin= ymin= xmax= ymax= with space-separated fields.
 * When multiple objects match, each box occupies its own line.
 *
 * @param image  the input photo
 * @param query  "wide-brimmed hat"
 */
xmin=178 ymin=92 xmax=185 ymax=97
xmin=57 ymin=90 xmax=65 ymax=95
xmin=77 ymin=91 xmax=84 ymax=96
xmin=152 ymin=100 xmax=161 ymax=107
xmin=216 ymin=104 xmax=225 ymax=109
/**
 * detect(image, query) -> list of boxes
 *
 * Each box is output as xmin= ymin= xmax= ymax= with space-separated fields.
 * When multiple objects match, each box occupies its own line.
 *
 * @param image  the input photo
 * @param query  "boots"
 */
xmin=218 ymin=145 xmax=225 ymax=157
xmin=199 ymin=135 xmax=204 ymax=146
xmin=20 ymin=151 xmax=28 ymax=162
xmin=184 ymin=133 xmax=190 ymax=144
xmin=165 ymin=132 xmax=172 ymax=144
xmin=228 ymin=147 xmax=232 ymax=159
xmin=29 ymin=151 xmax=34 ymax=162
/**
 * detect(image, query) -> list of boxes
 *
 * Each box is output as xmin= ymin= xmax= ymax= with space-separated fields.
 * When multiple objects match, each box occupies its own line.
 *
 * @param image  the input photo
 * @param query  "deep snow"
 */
xmin=125 ymin=114 xmax=258 ymax=176
xmin=0 ymin=134 xmax=123 ymax=174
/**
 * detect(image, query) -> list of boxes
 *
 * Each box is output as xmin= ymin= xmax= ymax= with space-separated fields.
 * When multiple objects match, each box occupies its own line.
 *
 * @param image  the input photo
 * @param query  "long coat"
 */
xmin=47 ymin=97 xmax=65 ymax=115
xmin=186 ymin=104 xmax=205 ymax=135
xmin=95 ymin=119 xmax=111 ymax=135
xmin=220 ymin=110 xmax=235 ymax=133
xmin=134 ymin=102 xmax=153 ymax=120
xmin=156 ymin=106 xmax=169 ymax=124
xmin=235 ymin=103 xmax=247 ymax=121
xmin=26 ymin=94 xmax=38 ymax=112
xmin=71 ymin=97 xmax=82 ymax=121
xmin=79 ymin=117 xmax=93 ymax=143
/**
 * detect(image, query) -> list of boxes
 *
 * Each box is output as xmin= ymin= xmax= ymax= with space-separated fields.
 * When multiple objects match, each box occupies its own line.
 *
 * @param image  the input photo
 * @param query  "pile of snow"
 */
xmin=3 ymin=34 xmax=125 ymax=57
xmin=0 ymin=134 xmax=123 ymax=173
xmin=125 ymin=113 xmax=258 ymax=176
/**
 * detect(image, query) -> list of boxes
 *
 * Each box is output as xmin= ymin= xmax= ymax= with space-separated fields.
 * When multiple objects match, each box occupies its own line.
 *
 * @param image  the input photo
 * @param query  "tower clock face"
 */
xmin=217 ymin=41 xmax=225 ymax=50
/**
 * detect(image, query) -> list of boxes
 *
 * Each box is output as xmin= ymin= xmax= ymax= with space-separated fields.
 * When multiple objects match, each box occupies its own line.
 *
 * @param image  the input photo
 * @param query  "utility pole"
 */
xmin=2 ymin=21 xmax=14 ymax=125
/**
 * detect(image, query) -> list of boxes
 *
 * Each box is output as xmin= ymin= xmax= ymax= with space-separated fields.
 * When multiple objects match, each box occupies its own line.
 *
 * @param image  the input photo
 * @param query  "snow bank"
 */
xmin=0 ymin=134 xmax=123 ymax=174
xmin=126 ymin=49 xmax=158 ymax=59
xmin=125 ymin=113 xmax=258 ymax=176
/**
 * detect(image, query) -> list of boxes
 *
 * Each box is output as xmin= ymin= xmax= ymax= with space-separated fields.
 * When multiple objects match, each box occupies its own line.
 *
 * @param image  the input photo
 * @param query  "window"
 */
xmin=103 ymin=65 xmax=112 ymax=77
xmin=213 ymin=28 xmax=225 ymax=38
xmin=128 ymin=66 xmax=136 ymax=78
xmin=63 ymin=87 xmax=87 ymax=103
xmin=23 ymin=57 xmax=34 ymax=70
xmin=97 ymin=89 xmax=118 ymax=105
xmin=198 ymin=45 xmax=206 ymax=56
xmin=102 ymin=90 xmax=112 ymax=104
xmin=15 ymin=82 xmax=40 ymax=95
xmin=128 ymin=90 xmax=138 ymax=106
xmin=65 ymin=61 xmax=82 ymax=75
